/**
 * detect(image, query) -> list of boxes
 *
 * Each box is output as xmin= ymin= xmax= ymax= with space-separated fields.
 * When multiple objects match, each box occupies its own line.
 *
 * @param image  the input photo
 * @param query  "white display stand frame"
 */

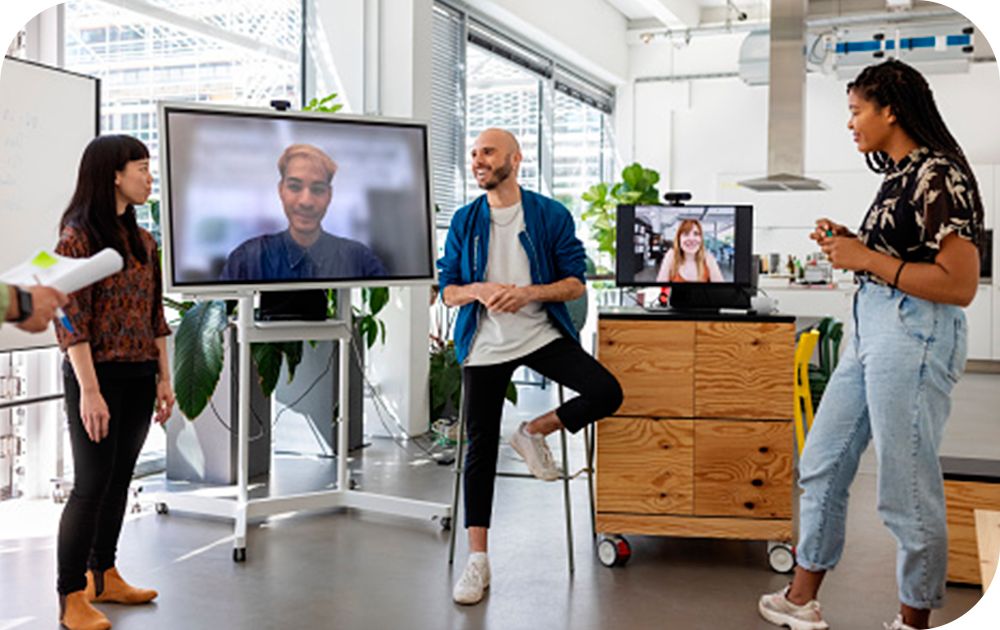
xmin=152 ymin=291 xmax=450 ymax=562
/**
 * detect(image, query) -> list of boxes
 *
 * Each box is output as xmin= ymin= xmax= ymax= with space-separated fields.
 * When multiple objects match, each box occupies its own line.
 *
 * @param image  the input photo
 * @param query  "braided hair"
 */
xmin=848 ymin=59 xmax=984 ymax=248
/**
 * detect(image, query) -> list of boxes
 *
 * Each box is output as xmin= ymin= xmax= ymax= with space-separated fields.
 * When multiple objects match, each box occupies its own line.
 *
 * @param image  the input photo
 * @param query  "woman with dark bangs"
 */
xmin=758 ymin=59 xmax=983 ymax=630
xmin=54 ymin=135 xmax=174 ymax=630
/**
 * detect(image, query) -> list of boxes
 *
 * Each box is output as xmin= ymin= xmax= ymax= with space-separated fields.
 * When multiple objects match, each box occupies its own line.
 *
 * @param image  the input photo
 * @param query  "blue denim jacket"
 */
xmin=437 ymin=188 xmax=586 ymax=364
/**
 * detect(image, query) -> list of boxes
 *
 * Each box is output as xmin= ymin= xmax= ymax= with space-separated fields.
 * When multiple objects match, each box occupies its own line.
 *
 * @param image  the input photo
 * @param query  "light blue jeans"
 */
xmin=797 ymin=281 xmax=968 ymax=610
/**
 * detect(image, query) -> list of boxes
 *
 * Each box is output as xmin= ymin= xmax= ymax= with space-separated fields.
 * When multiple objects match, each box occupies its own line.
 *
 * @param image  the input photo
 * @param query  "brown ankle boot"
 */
xmin=85 ymin=567 xmax=157 ymax=604
xmin=60 ymin=591 xmax=111 ymax=630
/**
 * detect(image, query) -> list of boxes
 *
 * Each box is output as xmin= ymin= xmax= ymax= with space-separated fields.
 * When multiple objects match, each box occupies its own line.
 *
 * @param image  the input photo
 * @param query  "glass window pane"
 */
xmin=63 ymin=0 xmax=303 ymax=232
xmin=464 ymin=44 xmax=540 ymax=201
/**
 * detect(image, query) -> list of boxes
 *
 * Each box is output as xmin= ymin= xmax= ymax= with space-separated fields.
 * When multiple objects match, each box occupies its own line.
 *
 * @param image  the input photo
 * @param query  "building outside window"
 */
xmin=63 ymin=0 xmax=304 ymax=233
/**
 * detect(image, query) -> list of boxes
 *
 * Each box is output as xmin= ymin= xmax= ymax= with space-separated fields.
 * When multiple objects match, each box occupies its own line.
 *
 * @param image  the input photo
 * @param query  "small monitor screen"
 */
xmin=162 ymin=104 xmax=435 ymax=292
xmin=616 ymin=204 xmax=752 ymax=287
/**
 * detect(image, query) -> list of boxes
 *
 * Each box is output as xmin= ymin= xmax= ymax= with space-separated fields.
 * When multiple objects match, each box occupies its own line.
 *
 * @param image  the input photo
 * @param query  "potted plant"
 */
xmin=580 ymin=162 xmax=662 ymax=276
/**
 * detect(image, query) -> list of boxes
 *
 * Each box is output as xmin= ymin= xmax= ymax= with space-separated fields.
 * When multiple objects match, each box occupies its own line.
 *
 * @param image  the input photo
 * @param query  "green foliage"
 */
xmin=173 ymin=300 xmax=228 ymax=419
xmin=303 ymin=93 xmax=344 ymax=113
xmin=429 ymin=341 xmax=462 ymax=422
xmin=251 ymin=341 xmax=304 ymax=398
xmin=580 ymin=162 xmax=661 ymax=275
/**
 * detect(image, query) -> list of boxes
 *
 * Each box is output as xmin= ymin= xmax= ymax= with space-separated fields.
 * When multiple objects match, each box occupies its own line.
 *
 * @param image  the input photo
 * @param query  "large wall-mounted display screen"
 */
xmin=160 ymin=103 xmax=436 ymax=294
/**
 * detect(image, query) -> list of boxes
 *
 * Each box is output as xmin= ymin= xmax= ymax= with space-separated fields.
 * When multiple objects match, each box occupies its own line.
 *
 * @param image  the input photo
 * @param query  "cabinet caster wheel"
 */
xmin=596 ymin=535 xmax=631 ymax=568
xmin=349 ymin=479 xmax=360 ymax=490
xmin=155 ymin=503 xmax=168 ymax=515
xmin=767 ymin=542 xmax=796 ymax=574
xmin=440 ymin=516 xmax=452 ymax=531
xmin=233 ymin=547 xmax=246 ymax=563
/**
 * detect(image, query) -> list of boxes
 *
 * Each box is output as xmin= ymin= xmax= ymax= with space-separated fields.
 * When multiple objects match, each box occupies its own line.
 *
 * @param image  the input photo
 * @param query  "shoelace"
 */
xmin=460 ymin=562 xmax=486 ymax=588
xmin=536 ymin=439 xmax=558 ymax=473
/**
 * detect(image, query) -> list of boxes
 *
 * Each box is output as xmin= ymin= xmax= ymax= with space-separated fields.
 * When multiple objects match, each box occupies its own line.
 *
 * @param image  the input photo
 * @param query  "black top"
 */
xmin=857 ymin=147 xmax=980 ymax=284
xmin=219 ymin=229 xmax=387 ymax=282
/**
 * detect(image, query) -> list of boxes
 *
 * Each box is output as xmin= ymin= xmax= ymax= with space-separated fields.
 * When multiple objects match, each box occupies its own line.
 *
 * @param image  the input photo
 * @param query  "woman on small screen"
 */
xmin=54 ymin=135 xmax=172 ymax=630
xmin=655 ymin=219 xmax=724 ymax=282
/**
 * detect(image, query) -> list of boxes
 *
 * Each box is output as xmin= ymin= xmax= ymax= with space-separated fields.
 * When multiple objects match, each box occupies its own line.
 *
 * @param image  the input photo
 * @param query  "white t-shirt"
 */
xmin=465 ymin=202 xmax=562 ymax=366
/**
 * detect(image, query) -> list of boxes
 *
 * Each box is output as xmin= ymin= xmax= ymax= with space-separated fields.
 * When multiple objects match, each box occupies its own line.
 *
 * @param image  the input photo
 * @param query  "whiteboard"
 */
xmin=0 ymin=56 xmax=98 ymax=352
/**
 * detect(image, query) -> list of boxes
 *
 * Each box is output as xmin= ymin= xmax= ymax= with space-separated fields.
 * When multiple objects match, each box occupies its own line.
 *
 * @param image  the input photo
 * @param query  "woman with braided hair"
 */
xmin=758 ymin=59 xmax=983 ymax=630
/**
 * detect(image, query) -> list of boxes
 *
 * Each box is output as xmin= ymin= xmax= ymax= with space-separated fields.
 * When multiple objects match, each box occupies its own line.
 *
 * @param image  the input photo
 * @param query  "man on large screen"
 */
xmin=219 ymin=144 xmax=387 ymax=281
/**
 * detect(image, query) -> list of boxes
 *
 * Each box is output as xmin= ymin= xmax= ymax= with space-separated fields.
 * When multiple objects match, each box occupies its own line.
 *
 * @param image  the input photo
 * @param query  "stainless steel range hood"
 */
xmin=739 ymin=0 xmax=827 ymax=192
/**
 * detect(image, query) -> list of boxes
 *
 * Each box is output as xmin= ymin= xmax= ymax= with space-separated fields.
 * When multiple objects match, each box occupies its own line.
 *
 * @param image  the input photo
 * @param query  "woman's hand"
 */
xmin=819 ymin=236 xmax=873 ymax=272
xmin=80 ymin=389 xmax=111 ymax=443
xmin=155 ymin=379 xmax=175 ymax=425
xmin=810 ymin=218 xmax=852 ymax=242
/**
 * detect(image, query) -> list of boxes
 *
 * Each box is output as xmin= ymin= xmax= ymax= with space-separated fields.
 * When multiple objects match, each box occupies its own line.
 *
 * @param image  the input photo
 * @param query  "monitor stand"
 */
xmin=257 ymin=290 xmax=328 ymax=321
xmin=646 ymin=284 xmax=752 ymax=314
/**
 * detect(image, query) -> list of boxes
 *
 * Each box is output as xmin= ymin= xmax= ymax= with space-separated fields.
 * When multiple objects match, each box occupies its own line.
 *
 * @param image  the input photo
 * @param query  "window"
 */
xmin=465 ymin=43 xmax=542 ymax=200
xmin=63 ymin=0 xmax=304 ymax=231
xmin=430 ymin=1 xmax=617 ymax=232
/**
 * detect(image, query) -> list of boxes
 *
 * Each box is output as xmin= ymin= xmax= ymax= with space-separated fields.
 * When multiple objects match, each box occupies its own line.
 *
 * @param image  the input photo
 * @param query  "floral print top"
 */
xmin=857 ymin=146 xmax=980 ymax=284
xmin=55 ymin=225 xmax=171 ymax=363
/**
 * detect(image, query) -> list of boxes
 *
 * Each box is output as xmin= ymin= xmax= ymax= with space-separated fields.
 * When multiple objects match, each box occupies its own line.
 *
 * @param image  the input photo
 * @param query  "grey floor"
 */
xmin=1 ymin=374 xmax=998 ymax=629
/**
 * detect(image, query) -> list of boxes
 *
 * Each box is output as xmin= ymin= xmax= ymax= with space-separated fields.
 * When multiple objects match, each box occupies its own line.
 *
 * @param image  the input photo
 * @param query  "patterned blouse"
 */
xmin=55 ymin=225 xmax=171 ymax=364
xmin=857 ymin=146 xmax=980 ymax=283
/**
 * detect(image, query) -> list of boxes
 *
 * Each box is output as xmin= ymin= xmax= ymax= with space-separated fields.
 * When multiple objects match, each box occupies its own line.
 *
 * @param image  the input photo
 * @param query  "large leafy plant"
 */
xmin=580 ymin=162 xmax=661 ymax=275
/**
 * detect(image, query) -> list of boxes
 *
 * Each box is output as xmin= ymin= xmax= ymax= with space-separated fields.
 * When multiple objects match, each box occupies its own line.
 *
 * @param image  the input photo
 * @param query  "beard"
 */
xmin=478 ymin=157 xmax=514 ymax=190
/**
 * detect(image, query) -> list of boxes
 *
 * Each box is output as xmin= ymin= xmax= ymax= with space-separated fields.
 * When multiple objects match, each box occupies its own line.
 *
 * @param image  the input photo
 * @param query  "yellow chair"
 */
xmin=793 ymin=330 xmax=820 ymax=457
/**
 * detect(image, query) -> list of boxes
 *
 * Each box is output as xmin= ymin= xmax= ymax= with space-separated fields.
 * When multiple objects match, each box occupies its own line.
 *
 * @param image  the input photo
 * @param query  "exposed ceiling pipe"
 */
xmin=738 ymin=0 xmax=826 ymax=192
xmin=630 ymin=8 xmax=960 ymax=42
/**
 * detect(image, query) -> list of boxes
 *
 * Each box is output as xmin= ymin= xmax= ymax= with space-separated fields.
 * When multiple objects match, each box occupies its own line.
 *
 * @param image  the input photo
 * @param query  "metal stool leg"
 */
xmin=584 ymin=423 xmax=596 ymax=540
xmin=558 ymin=385 xmax=574 ymax=574
xmin=560 ymin=426 xmax=574 ymax=575
xmin=448 ymin=385 xmax=466 ymax=566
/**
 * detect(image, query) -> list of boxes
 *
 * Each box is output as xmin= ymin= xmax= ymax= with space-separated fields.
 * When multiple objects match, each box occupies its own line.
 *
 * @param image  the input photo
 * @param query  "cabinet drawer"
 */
xmin=596 ymin=417 xmax=693 ymax=515
xmin=598 ymin=320 xmax=694 ymax=418
xmin=694 ymin=420 xmax=794 ymax=518
xmin=694 ymin=322 xmax=794 ymax=419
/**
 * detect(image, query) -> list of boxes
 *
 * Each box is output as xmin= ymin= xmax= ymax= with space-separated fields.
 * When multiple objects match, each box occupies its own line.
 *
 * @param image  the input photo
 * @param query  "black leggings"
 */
xmin=57 ymin=362 xmax=156 ymax=595
xmin=462 ymin=338 xmax=623 ymax=528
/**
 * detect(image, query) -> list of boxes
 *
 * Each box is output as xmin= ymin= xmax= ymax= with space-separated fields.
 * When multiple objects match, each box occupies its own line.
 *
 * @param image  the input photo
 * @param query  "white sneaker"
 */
xmin=758 ymin=587 xmax=829 ymax=630
xmin=884 ymin=614 xmax=919 ymax=630
xmin=453 ymin=553 xmax=490 ymax=605
xmin=508 ymin=422 xmax=561 ymax=481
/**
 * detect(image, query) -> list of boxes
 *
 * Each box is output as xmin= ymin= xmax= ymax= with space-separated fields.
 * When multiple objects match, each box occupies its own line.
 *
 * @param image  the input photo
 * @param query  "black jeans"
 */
xmin=57 ymin=362 xmax=156 ymax=595
xmin=462 ymin=338 xmax=623 ymax=528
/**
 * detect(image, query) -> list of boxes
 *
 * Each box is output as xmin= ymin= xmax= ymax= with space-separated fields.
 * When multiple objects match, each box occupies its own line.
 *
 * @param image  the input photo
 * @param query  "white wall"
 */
xmin=362 ymin=0 xmax=435 ymax=437
xmin=464 ymin=0 xmax=629 ymax=85
xmin=623 ymin=31 xmax=1000 ymax=258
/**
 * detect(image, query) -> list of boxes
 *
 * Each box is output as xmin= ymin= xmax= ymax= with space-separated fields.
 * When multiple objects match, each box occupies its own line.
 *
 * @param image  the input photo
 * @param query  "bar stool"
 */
xmin=447 ymin=293 xmax=596 ymax=574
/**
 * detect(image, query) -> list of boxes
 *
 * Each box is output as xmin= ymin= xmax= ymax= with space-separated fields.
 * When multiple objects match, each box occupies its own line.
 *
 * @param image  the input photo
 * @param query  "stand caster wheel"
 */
xmin=233 ymin=547 xmax=246 ymax=563
xmin=767 ymin=542 xmax=796 ymax=574
xmin=440 ymin=516 xmax=452 ymax=531
xmin=596 ymin=534 xmax=631 ymax=568
xmin=155 ymin=503 xmax=169 ymax=515
xmin=349 ymin=479 xmax=360 ymax=490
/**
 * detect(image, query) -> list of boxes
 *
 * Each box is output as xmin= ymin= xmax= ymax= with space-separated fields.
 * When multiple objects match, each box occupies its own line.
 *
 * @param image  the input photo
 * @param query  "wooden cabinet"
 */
xmin=596 ymin=313 xmax=796 ymax=543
